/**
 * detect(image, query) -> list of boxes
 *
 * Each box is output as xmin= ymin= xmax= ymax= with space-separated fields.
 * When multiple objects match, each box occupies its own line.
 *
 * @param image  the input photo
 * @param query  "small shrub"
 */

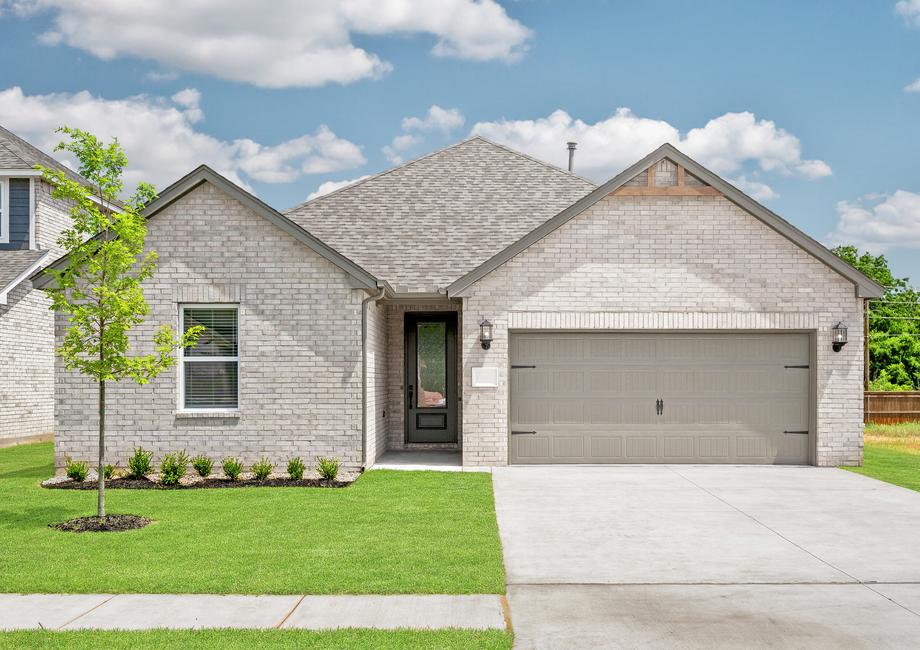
xmin=127 ymin=447 xmax=153 ymax=479
xmin=251 ymin=458 xmax=273 ymax=481
xmin=222 ymin=457 xmax=243 ymax=481
xmin=191 ymin=454 xmax=213 ymax=478
xmin=65 ymin=457 xmax=89 ymax=482
xmin=316 ymin=456 xmax=340 ymax=481
xmin=159 ymin=451 xmax=190 ymax=486
xmin=103 ymin=463 xmax=118 ymax=480
xmin=287 ymin=457 xmax=305 ymax=481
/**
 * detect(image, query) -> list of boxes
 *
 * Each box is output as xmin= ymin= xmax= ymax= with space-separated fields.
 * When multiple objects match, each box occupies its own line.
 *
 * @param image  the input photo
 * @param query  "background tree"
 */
xmin=833 ymin=245 xmax=920 ymax=390
xmin=39 ymin=127 xmax=202 ymax=519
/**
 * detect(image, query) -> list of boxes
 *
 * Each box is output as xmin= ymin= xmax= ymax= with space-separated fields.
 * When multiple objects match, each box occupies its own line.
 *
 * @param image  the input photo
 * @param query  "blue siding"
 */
xmin=0 ymin=179 xmax=30 ymax=250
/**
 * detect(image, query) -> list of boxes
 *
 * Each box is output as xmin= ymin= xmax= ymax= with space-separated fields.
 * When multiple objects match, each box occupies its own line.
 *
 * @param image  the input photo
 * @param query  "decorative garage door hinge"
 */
xmin=511 ymin=430 xmax=537 ymax=435
xmin=783 ymin=430 xmax=809 ymax=435
xmin=784 ymin=365 xmax=810 ymax=369
xmin=511 ymin=365 xmax=536 ymax=369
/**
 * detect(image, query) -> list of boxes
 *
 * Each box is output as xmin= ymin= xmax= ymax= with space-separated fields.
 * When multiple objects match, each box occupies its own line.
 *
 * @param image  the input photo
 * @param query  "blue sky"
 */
xmin=2 ymin=0 xmax=920 ymax=280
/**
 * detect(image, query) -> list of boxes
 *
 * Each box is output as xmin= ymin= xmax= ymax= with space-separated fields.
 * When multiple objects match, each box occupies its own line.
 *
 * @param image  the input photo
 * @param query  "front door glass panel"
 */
xmin=416 ymin=322 xmax=447 ymax=408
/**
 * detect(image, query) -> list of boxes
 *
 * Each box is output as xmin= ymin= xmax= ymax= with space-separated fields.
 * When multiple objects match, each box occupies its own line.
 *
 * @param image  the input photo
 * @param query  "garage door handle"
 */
xmin=511 ymin=430 xmax=537 ymax=435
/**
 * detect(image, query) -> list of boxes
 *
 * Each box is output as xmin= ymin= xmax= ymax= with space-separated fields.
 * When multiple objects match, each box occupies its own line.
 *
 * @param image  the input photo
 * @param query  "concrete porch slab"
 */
xmin=372 ymin=450 xmax=489 ymax=472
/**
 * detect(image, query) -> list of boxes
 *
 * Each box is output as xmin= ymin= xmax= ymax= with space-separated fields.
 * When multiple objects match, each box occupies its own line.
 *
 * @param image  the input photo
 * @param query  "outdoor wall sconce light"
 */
xmin=832 ymin=321 xmax=848 ymax=352
xmin=479 ymin=319 xmax=493 ymax=350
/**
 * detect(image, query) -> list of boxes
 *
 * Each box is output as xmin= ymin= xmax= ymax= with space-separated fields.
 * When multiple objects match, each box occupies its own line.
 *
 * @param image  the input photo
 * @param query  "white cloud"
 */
xmin=384 ymin=105 xmax=465 ymax=164
xmin=905 ymin=78 xmax=920 ymax=92
xmin=731 ymin=176 xmax=779 ymax=202
xmin=11 ymin=0 xmax=532 ymax=88
xmin=896 ymin=0 xmax=920 ymax=26
xmin=0 ymin=85 xmax=365 ymax=193
xmin=471 ymin=108 xmax=831 ymax=197
xmin=402 ymin=105 xmax=466 ymax=134
xmin=306 ymin=175 xmax=372 ymax=201
xmin=830 ymin=191 xmax=920 ymax=251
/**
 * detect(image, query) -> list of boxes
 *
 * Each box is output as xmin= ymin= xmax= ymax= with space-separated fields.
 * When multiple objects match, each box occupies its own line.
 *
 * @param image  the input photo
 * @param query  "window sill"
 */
xmin=174 ymin=410 xmax=241 ymax=419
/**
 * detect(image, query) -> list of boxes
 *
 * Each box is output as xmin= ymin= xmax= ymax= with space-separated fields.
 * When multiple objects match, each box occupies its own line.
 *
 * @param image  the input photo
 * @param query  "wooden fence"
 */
xmin=865 ymin=391 xmax=920 ymax=424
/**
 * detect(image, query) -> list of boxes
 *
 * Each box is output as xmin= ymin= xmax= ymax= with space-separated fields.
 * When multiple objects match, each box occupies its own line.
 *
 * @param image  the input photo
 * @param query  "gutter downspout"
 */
xmin=361 ymin=285 xmax=387 ymax=469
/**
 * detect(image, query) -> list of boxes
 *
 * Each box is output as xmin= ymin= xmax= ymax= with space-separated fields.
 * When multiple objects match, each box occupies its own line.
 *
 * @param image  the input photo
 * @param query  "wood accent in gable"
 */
xmin=611 ymin=161 xmax=720 ymax=197
xmin=611 ymin=185 xmax=721 ymax=197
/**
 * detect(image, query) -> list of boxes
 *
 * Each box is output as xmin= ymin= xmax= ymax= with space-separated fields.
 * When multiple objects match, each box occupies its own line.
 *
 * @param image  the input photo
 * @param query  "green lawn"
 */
xmin=0 ymin=443 xmax=505 ymax=594
xmin=0 ymin=629 xmax=513 ymax=650
xmin=844 ymin=423 xmax=920 ymax=492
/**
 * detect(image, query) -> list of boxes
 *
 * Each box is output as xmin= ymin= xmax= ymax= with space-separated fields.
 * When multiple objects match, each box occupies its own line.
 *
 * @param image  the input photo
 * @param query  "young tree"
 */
xmin=38 ymin=127 xmax=202 ymax=518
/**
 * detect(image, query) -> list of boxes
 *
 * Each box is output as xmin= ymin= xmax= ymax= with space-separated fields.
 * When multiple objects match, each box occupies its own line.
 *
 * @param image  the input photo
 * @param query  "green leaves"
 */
xmin=38 ymin=127 xmax=204 ymax=385
xmin=834 ymin=245 xmax=920 ymax=390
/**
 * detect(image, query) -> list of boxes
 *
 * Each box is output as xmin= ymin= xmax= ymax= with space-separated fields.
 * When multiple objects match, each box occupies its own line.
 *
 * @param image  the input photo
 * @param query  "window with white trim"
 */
xmin=179 ymin=305 xmax=239 ymax=410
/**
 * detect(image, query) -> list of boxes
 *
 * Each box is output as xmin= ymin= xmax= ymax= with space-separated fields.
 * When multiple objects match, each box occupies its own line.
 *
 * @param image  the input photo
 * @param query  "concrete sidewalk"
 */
xmin=0 ymin=594 xmax=508 ymax=631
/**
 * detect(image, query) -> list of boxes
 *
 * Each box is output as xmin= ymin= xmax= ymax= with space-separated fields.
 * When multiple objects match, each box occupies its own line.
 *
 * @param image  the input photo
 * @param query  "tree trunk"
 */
xmin=98 ymin=379 xmax=106 ymax=519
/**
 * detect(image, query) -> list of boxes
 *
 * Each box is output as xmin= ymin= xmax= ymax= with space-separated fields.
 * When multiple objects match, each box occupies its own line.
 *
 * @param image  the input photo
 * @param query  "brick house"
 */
xmin=36 ymin=137 xmax=882 ymax=470
xmin=0 ymin=126 xmax=89 ymax=446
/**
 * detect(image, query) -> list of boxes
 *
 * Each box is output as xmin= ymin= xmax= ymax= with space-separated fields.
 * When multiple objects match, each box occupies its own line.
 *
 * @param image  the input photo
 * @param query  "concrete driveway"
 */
xmin=493 ymin=465 xmax=920 ymax=648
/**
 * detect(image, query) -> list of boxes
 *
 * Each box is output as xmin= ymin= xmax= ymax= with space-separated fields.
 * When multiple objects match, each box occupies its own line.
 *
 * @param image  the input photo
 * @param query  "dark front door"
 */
xmin=405 ymin=313 xmax=458 ymax=443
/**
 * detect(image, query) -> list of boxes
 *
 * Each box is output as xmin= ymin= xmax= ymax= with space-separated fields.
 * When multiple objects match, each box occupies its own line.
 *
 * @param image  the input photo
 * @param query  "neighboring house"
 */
xmin=0 ymin=126 xmax=88 ymax=446
xmin=36 ymin=137 xmax=883 ymax=471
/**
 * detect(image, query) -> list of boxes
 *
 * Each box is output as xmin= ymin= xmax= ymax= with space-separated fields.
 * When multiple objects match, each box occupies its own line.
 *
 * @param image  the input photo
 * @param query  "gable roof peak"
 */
xmin=447 ymin=143 xmax=885 ymax=298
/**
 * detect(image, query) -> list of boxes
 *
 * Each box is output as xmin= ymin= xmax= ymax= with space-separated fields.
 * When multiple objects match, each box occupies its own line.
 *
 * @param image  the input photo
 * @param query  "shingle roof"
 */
xmin=0 ymin=125 xmax=90 ymax=186
xmin=0 ymin=250 xmax=49 ymax=299
xmin=284 ymin=136 xmax=596 ymax=293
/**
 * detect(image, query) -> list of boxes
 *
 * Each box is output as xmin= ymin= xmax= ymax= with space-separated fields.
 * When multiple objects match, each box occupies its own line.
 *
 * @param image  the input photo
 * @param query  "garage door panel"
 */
xmin=551 ymin=338 xmax=585 ymax=362
xmin=590 ymin=436 xmax=624 ymax=458
xmin=552 ymin=400 xmax=584 ymax=424
xmin=509 ymin=332 xmax=811 ymax=465
xmin=552 ymin=436 xmax=585 ymax=459
xmin=513 ymin=398 xmax=551 ymax=425
xmin=663 ymin=436 xmax=695 ymax=458
xmin=590 ymin=337 xmax=655 ymax=362
xmin=625 ymin=436 xmax=657 ymax=459
xmin=552 ymin=370 xmax=584 ymax=393
xmin=513 ymin=435 xmax=550 ymax=460
xmin=698 ymin=436 xmax=731 ymax=458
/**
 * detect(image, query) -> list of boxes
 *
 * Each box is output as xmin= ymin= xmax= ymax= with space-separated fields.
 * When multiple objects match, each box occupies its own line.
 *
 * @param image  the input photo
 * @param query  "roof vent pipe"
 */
xmin=567 ymin=142 xmax=577 ymax=172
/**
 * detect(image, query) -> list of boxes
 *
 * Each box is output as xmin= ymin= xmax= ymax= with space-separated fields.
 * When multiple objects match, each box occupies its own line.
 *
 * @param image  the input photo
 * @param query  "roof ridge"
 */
xmin=286 ymin=134 xmax=596 ymax=213
xmin=467 ymin=134 xmax=597 ymax=187
xmin=286 ymin=136 xmax=485 ymax=213
xmin=0 ymin=124 xmax=93 ymax=186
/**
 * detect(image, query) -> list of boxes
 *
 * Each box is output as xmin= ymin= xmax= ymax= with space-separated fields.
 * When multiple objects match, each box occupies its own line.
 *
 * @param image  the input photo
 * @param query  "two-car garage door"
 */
xmin=509 ymin=332 xmax=812 ymax=465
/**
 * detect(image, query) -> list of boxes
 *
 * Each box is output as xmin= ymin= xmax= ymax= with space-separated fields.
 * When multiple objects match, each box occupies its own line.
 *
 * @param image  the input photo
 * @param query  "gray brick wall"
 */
xmin=34 ymin=178 xmax=73 ymax=254
xmin=0 ymin=280 xmax=54 ymax=442
xmin=53 ymin=182 xmax=367 ymax=472
xmin=459 ymin=194 xmax=865 ymax=467
xmin=0 ymin=179 xmax=73 ymax=443
xmin=365 ymin=297 xmax=388 ymax=465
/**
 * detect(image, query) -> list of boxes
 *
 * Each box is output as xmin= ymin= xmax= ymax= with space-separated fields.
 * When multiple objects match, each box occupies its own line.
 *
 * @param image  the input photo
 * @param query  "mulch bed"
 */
xmin=43 ymin=476 xmax=352 ymax=490
xmin=50 ymin=514 xmax=151 ymax=533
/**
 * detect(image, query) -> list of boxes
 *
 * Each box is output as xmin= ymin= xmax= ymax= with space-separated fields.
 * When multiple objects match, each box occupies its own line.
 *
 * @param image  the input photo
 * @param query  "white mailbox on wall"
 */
xmin=471 ymin=366 xmax=499 ymax=387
